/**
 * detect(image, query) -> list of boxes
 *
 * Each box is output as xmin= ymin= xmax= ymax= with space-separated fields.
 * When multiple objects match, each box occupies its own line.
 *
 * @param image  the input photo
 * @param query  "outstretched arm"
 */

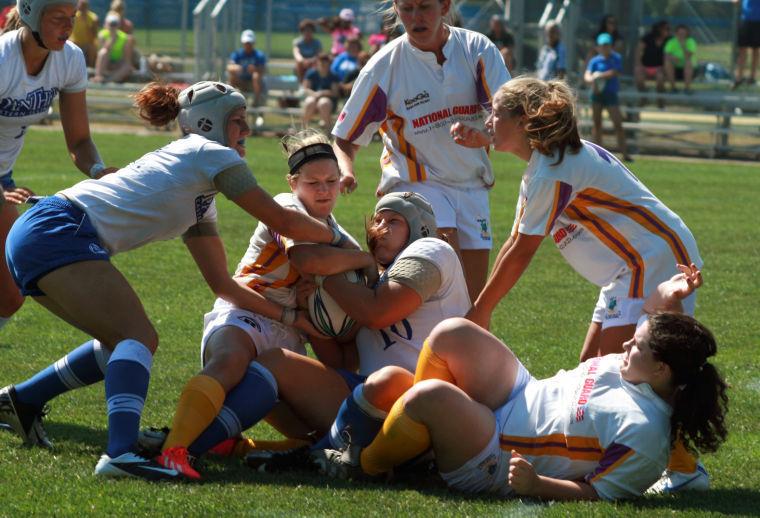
xmin=334 ymin=137 xmax=360 ymax=194
xmin=509 ymin=451 xmax=600 ymax=501
xmin=289 ymin=244 xmax=375 ymax=277
xmin=59 ymin=90 xmax=118 ymax=177
xmin=642 ymin=262 xmax=703 ymax=315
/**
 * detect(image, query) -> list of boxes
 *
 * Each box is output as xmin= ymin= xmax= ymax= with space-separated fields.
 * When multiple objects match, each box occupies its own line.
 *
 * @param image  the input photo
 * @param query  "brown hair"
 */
xmin=133 ymin=82 xmax=181 ymax=127
xmin=493 ymin=76 xmax=582 ymax=165
xmin=281 ymin=128 xmax=333 ymax=179
xmin=299 ymin=19 xmax=316 ymax=32
xmin=365 ymin=217 xmax=389 ymax=264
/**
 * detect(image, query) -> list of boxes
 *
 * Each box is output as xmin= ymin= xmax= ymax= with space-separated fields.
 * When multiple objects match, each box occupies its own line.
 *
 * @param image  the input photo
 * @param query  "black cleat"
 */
xmin=0 ymin=385 xmax=52 ymax=448
xmin=245 ymin=445 xmax=313 ymax=473
xmin=94 ymin=452 xmax=181 ymax=481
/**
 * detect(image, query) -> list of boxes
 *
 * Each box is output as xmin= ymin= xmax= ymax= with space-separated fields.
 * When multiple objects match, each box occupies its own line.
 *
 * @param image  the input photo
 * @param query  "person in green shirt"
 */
xmin=664 ymin=24 xmax=697 ymax=93
xmin=93 ymin=12 xmax=134 ymax=83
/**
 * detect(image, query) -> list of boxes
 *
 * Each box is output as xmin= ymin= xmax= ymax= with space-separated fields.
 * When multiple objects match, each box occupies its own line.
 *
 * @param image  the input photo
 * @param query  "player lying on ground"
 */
xmin=153 ymin=129 xmax=375 ymax=479
xmin=142 ymin=192 xmax=471 ymax=480
xmin=0 ymin=81 xmax=351 ymax=480
xmin=316 ymin=264 xmax=729 ymax=501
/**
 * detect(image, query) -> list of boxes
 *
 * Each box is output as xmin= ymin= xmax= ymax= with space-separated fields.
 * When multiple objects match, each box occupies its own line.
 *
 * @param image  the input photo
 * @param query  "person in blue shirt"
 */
xmin=293 ymin=19 xmax=323 ymax=82
xmin=227 ymin=29 xmax=267 ymax=107
xmin=536 ymin=21 xmax=566 ymax=80
xmin=734 ymin=0 xmax=760 ymax=88
xmin=302 ymin=53 xmax=341 ymax=128
xmin=330 ymin=37 xmax=361 ymax=83
xmin=584 ymin=32 xmax=631 ymax=161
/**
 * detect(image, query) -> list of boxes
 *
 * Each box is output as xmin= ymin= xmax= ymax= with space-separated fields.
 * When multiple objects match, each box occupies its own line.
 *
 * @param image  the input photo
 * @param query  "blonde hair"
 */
xmin=381 ymin=0 xmax=458 ymax=32
xmin=281 ymin=129 xmax=332 ymax=179
xmin=494 ymin=76 xmax=581 ymax=165
xmin=1 ymin=7 xmax=21 ymax=34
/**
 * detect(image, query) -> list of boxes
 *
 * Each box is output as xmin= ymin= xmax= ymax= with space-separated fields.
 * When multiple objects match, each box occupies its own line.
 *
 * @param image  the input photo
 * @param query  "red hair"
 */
xmin=133 ymin=82 xmax=181 ymax=127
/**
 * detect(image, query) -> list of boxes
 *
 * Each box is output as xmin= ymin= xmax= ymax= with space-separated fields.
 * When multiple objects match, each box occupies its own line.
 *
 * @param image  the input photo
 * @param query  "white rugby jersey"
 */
xmin=229 ymin=192 xmax=358 ymax=308
xmin=356 ymin=237 xmax=470 ymax=375
xmin=333 ymin=27 xmax=510 ymax=192
xmin=497 ymin=354 xmax=671 ymax=500
xmin=60 ymin=134 xmax=243 ymax=254
xmin=510 ymin=141 xmax=702 ymax=298
xmin=0 ymin=29 xmax=87 ymax=175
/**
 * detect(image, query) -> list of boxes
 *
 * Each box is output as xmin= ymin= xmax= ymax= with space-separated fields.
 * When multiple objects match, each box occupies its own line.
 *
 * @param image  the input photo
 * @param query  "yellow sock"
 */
xmin=163 ymin=374 xmax=226 ymax=450
xmin=233 ymin=437 xmax=311 ymax=457
xmin=360 ymin=396 xmax=430 ymax=476
xmin=414 ymin=339 xmax=455 ymax=384
xmin=667 ymin=438 xmax=698 ymax=473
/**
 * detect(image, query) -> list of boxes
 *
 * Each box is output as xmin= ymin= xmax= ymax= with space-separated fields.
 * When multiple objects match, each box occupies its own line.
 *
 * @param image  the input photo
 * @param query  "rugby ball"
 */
xmin=308 ymin=270 xmax=364 ymax=338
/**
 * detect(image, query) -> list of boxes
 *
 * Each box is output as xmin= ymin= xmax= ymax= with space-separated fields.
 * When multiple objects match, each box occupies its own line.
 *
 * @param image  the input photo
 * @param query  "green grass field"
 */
xmin=0 ymin=129 xmax=759 ymax=516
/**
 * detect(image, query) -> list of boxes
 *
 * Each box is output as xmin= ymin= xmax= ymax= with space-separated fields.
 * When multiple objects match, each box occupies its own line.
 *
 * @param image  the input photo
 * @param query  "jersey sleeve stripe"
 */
xmin=576 ymin=188 xmax=692 ymax=266
xmin=566 ymin=202 xmax=645 ymax=298
xmin=347 ymin=84 xmax=388 ymax=142
xmin=475 ymin=58 xmax=493 ymax=111
xmin=586 ymin=442 xmax=635 ymax=482
xmin=499 ymin=433 xmax=603 ymax=461
xmin=544 ymin=181 xmax=574 ymax=235
xmin=244 ymin=266 xmax=300 ymax=292
xmin=239 ymin=241 xmax=287 ymax=278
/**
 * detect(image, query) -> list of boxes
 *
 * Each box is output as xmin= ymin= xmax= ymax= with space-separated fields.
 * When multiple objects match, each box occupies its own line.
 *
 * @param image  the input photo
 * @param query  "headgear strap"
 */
xmin=287 ymin=143 xmax=337 ymax=174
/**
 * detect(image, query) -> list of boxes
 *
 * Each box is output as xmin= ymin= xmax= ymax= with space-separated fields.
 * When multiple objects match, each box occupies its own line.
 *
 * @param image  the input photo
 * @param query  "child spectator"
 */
xmin=302 ymin=54 xmax=340 ymax=128
xmin=486 ymin=14 xmax=515 ymax=70
xmin=664 ymin=24 xmax=697 ymax=93
xmin=635 ymin=20 xmax=670 ymax=101
xmin=536 ymin=21 xmax=566 ymax=80
xmin=320 ymin=8 xmax=361 ymax=57
xmin=585 ymin=32 xmax=631 ymax=161
xmin=227 ymin=29 xmax=267 ymax=107
xmin=293 ymin=19 xmax=322 ymax=82
xmin=71 ymin=0 xmax=99 ymax=67
xmin=330 ymin=36 xmax=361 ymax=83
xmin=93 ymin=13 xmax=135 ymax=83
xmin=734 ymin=0 xmax=760 ymax=88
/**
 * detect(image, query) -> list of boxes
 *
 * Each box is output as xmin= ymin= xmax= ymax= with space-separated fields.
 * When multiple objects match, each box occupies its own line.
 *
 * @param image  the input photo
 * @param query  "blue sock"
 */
xmin=104 ymin=340 xmax=152 ymax=458
xmin=15 ymin=340 xmax=110 ymax=411
xmin=325 ymin=383 xmax=387 ymax=450
xmin=189 ymin=362 xmax=278 ymax=456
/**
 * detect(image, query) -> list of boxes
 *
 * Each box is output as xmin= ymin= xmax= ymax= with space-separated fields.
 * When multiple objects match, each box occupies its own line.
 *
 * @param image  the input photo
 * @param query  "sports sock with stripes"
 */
xmin=15 ymin=339 xmax=111 ymax=412
xmin=163 ymin=374 xmax=225 ymax=451
xmin=188 ymin=362 xmax=278 ymax=457
xmin=325 ymin=383 xmax=388 ymax=450
xmin=413 ymin=339 xmax=455 ymax=384
xmin=360 ymin=395 xmax=430 ymax=476
xmin=104 ymin=339 xmax=152 ymax=458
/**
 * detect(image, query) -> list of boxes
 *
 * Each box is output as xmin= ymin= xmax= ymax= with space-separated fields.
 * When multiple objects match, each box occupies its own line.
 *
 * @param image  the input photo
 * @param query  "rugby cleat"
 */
xmin=0 ymin=385 xmax=52 ymax=448
xmin=245 ymin=445 xmax=313 ymax=473
xmin=156 ymin=446 xmax=201 ymax=480
xmin=94 ymin=451 xmax=181 ymax=481
xmin=310 ymin=443 xmax=380 ymax=481
xmin=646 ymin=462 xmax=710 ymax=494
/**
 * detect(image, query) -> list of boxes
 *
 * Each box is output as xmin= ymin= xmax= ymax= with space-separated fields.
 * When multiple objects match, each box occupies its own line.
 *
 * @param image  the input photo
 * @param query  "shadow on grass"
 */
xmin=637 ymin=489 xmax=760 ymax=515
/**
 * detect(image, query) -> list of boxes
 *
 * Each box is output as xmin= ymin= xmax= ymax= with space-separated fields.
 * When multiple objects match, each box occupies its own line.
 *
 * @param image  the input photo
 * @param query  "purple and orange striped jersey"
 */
xmin=510 ymin=141 xmax=701 ymax=297
xmin=332 ymin=27 xmax=510 ymax=193
xmin=496 ymin=354 xmax=671 ymax=500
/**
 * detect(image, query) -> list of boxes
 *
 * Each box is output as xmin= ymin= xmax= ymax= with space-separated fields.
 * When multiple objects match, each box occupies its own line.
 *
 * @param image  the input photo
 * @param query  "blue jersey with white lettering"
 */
xmin=0 ymin=30 xmax=87 ymax=175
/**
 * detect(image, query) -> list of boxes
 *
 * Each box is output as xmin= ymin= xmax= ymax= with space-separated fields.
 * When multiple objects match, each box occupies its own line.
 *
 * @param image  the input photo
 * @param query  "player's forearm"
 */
xmin=219 ymin=278 xmax=284 ymax=321
xmin=474 ymin=238 xmax=537 ymax=314
xmin=69 ymin=138 xmax=103 ymax=176
xmin=525 ymin=476 xmax=600 ymax=501
xmin=290 ymin=245 xmax=374 ymax=276
xmin=334 ymin=137 xmax=359 ymax=179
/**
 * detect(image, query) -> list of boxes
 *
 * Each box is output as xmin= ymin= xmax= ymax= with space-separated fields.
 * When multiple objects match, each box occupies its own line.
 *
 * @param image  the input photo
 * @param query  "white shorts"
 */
xmin=200 ymin=300 xmax=306 ymax=366
xmin=387 ymin=180 xmax=492 ymax=250
xmin=591 ymin=282 xmax=697 ymax=329
xmin=439 ymin=361 xmax=533 ymax=495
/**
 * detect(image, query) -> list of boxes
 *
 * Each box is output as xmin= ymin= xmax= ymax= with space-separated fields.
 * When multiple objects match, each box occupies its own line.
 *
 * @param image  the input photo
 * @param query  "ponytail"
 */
xmin=133 ymin=82 xmax=181 ymax=127
xmin=647 ymin=313 xmax=729 ymax=454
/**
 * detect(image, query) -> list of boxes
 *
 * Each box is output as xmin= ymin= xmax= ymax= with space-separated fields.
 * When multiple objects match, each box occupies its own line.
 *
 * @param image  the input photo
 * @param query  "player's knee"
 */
xmin=404 ymin=379 xmax=456 ymax=416
xmin=0 ymin=289 xmax=24 ymax=318
xmin=427 ymin=317 xmax=476 ymax=353
xmin=364 ymin=366 xmax=413 ymax=407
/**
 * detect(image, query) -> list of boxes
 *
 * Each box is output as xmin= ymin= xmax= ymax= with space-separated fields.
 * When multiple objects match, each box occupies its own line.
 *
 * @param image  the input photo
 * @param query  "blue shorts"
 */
xmin=5 ymin=196 xmax=110 ymax=296
xmin=0 ymin=171 xmax=16 ymax=190
xmin=336 ymin=369 xmax=367 ymax=391
xmin=591 ymin=91 xmax=619 ymax=107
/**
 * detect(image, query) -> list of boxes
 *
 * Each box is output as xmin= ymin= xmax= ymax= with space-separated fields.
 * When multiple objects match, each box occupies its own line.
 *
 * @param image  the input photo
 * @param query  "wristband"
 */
xmin=89 ymin=162 xmax=106 ymax=178
xmin=330 ymin=226 xmax=347 ymax=247
xmin=280 ymin=307 xmax=297 ymax=326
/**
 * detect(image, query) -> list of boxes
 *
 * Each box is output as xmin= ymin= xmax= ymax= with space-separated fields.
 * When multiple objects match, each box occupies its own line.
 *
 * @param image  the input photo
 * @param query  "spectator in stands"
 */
xmin=302 ymin=53 xmax=341 ymax=128
xmin=330 ymin=36 xmax=361 ymax=83
xmin=734 ymin=0 xmax=760 ymax=88
xmin=486 ymin=14 xmax=514 ymax=70
xmin=293 ymin=19 xmax=322 ymax=83
xmin=595 ymin=14 xmax=624 ymax=54
xmin=71 ymin=0 xmax=99 ymax=67
xmin=108 ymin=0 xmax=133 ymax=34
xmin=634 ymin=20 xmax=669 ymax=103
xmin=536 ymin=21 xmax=566 ymax=80
xmin=320 ymin=8 xmax=361 ymax=57
xmin=664 ymin=24 xmax=697 ymax=94
xmin=339 ymin=50 xmax=370 ymax=97
xmin=585 ymin=32 xmax=631 ymax=162
xmin=93 ymin=13 xmax=135 ymax=83
xmin=368 ymin=13 xmax=397 ymax=56
xmin=227 ymin=29 xmax=267 ymax=107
